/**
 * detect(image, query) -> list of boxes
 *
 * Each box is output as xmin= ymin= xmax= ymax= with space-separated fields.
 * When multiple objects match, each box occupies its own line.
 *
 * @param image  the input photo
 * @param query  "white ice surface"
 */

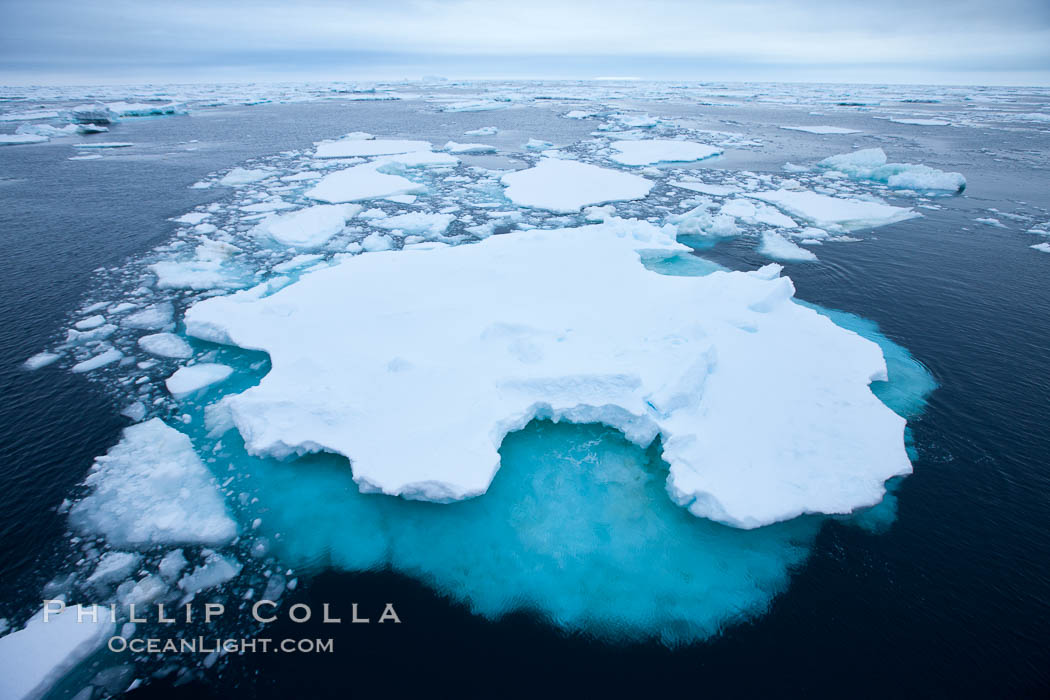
xmin=305 ymin=163 xmax=425 ymax=203
xmin=314 ymin=138 xmax=432 ymax=159
xmin=254 ymin=204 xmax=359 ymax=248
xmin=185 ymin=218 xmax=909 ymax=528
xmin=138 ymin=333 xmax=193 ymax=359
xmin=69 ymin=418 xmax=237 ymax=547
xmin=759 ymin=231 xmax=818 ymax=261
xmin=500 ymin=159 xmax=652 ymax=212
xmin=747 ymin=189 xmax=919 ymax=232
xmin=780 ymin=125 xmax=860 ymax=134
xmin=609 ymin=139 xmax=722 ymax=166
xmin=165 ymin=363 xmax=233 ymax=398
xmin=0 ymin=604 xmax=115 ymax=700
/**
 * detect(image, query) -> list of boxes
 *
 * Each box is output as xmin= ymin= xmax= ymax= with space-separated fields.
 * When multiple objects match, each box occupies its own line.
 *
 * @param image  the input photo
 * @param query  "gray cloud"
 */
xmin=1 ymin=0 xmax=1048 ymax=84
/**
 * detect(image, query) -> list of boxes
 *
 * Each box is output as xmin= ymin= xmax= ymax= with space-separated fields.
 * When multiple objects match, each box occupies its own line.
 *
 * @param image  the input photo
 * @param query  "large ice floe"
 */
xmin=500 ymin=159 xmax=652 ymax=212
xmin=186 ymin=218 xmax=909 ymax=528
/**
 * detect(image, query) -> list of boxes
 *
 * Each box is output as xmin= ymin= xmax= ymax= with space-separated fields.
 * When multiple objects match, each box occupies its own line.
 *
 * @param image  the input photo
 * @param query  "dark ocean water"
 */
xmin=1 ymin=97 xmax=1049 ymax=698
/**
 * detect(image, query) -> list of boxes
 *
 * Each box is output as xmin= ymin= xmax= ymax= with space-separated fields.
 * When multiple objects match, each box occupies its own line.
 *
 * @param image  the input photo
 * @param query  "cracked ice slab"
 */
xmin=185 ymin=218 xmax=910 ymax=529
xmin=68 ymin=418 xmax=237 ymax=548
xmin=500 ymin=159 xmax=653 ymax=212
xmin=746 ymin=189 xmax=920 ymax=232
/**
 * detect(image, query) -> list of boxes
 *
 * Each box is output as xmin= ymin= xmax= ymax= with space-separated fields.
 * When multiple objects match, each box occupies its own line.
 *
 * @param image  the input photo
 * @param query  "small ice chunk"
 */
xmin=177 ymin=552 xmax=242 ymax=594
xmin=87 ymin=552 xmax=142 ymax=585
xmin=165 ymin=363 xmax=233 ymax=398
xmin=255 ymin=204 xmax=360 ymax=248
xmin=361 ymin=232 xmax=394 ymax=252
xmin=158 ymin=549 xmax=188 ymax=581
xmin=465 ymin=126 xmax=498 ymax=136
xmin=314 ymin=138 xmax=431 ymax=158
xmin=759 ymin=231 xmax=818 ymax=262
xmin=72 ymin=348 xmax=123 ymax=373
xmin=374 ymin=212 xmax=453 ymax=237
xmin=442 ymin=141 xmax=496 ymax=154
xmin=122 ymin=303 xmax=174 ymax=331
xmin=138 ymin=333 xmax=193 ymax=359
xmin=1031 ymin=242 xmax=1050 ymax=253
xmin=780 ymin=125 xmax=861 ymax=134
xmin=747 ymin=189 xmax=919 ymax=232
xmin=69 ymin=419 xmax=237 ymax=547
xmin=23 ymin=352 xmax=60 ymax=370
xmin=219 ymin=168 xmax=272 ymax=186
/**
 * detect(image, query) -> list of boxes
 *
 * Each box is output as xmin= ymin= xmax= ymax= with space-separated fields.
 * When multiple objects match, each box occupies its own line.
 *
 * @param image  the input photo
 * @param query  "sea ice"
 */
xmin=185 ymin=218 xmax=911 ymax=528
xmin=138 ymin=333 xmax=194 ymax=359
xmin=889 ymin=118 xmax=949 ymax=126
xmin=219 ymin=168 xmax=272 ymax=186
xmin=314 ymin=138 xmax=432 ymax=159
xmin=374 ymin=212 xmax=454 ymax=237
xmin=818 ymin=148 xmax=965 ymax=192
xmin=500 ymin=159 xmax=652 ymax=212
xmin=72 ymin=348 xmax=123 ymax=373
xmin=23 ymin=352 xmax=60 ymax=370
xmin=608 ymin=139 xmax=722 ymax=166
xmin=0 ymin=134 xmax=49 ymax=145
xmin=72 ymin=142 xmax=132 ymax=149
xmin=254 ymin=204 xmax=360 ymax=248
xmin=71 ymin=103 xmax=118 ymax=124
xmin=177 ymin=552 xmax=242 ymax=594
xmin=747 ymin=189 xmax=920 ymax=232
xmin=0 ymin=604 xmax=115 ymax=700
xmin=87 ymin=552 xmax=142 ymax=585
xmin=122 ymin=303 xmax=174 ymax=331
xmin=759 ymin=231 xmax=818 ymax=261
xmin=305 ymin=163 xmax=425 ymax=203
xmin=780 ymin=125 xmax=861 ymax=134
xmin=165 ymin=363 xmax=233 ymax=398
xmin=1032 ymin=243 xmax=1050 ymax=253
xmin=148 ymin=260 xmax=242 ymax=290
xmin=442 ymin=141 xmax=497 ymax=154
xmin=69 ymin=419 xmax=237 ymax=547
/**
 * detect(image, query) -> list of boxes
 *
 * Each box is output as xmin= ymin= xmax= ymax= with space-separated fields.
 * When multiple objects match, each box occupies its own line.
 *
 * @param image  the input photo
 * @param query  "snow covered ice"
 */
xmin=500 ymin=159 xmax=652 ymax=212
xmin=608 ymin=139 xmax=722 ymax=165
xmin=0 ymin=604 xmax=115 ymax=700
xmin=165 ymin=363 xmax=233 ymax=398
xmin=747 ymin=189 xmax=920 ymax=232
xmin=186 ymin=218 xmax=910 ymax=528
xmin=818 ymin=148 xmax=966 ymax=192
xmin=69 ymin=419 xmax=237 ymax=547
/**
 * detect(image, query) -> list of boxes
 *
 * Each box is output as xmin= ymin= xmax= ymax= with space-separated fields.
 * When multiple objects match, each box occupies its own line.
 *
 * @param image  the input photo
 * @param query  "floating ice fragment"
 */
xmin=72 ymin=348 xmax=123 ymax=373
xmin=69 ymin=419 xmax=237 ymax=547
xmin=373 ymin=212 xmax=453 ymax=237
xmin=122 ymin=303 xmax=174 ymax=331
xmin=219 ymin=168 xmax=272 ymax=186
xmin=780 ymin=125 xmax=861 ymax=134
xmin=306 ymin=162 xmax=425 ymax=203
xmin=747 ymin=189 xmax=919 ymax=232
xmin=138 ymin=333 xmax=193 ymax=359
xmin=442 ymin=141 xmax=497 ymax=154
xmin=254 ymin=204 xmax=360 ymax=248
xmin=177 ymin=552 xmax=242 ymax=594
xmin=23 ymin=352 xmax=60 ymax=370
xmin=818 ymin=148 xmax=965 ymax=192
xmin=314 ymin=138 xmax=431 ymax=159
xmin=87 ymin=552 xmax=142 ymax=585
xmin=1031 ymin=242 xmax=1050 ymax=253
xmin=0 ymin=134 xmax=49 ymax=145
xmin=500 ymin=159 xmax=652 ymax=212
xmin=609 ymin=139 xmax=722 ymax=166
xmin=0 ymin=604 xmax=115 ymax=700
xmin=759 ymin=231 xmax=818 ymax=261
xmin=165 ymin=363 xmax=233 ymax=398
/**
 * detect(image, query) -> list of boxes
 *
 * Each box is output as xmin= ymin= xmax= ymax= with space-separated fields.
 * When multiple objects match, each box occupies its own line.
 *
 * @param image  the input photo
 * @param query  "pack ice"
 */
xmin=69 ymin=419 xmax=237 ymax=547
xmin=818 ymin=148 xmax=966 ymax=192
xmin=186 ymin=218 xmax=910 ymax=528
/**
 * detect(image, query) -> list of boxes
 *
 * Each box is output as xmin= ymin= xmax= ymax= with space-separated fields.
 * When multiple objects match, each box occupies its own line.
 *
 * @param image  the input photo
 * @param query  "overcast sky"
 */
xmin=2 ymin=0 xmax=1048 ymax=85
